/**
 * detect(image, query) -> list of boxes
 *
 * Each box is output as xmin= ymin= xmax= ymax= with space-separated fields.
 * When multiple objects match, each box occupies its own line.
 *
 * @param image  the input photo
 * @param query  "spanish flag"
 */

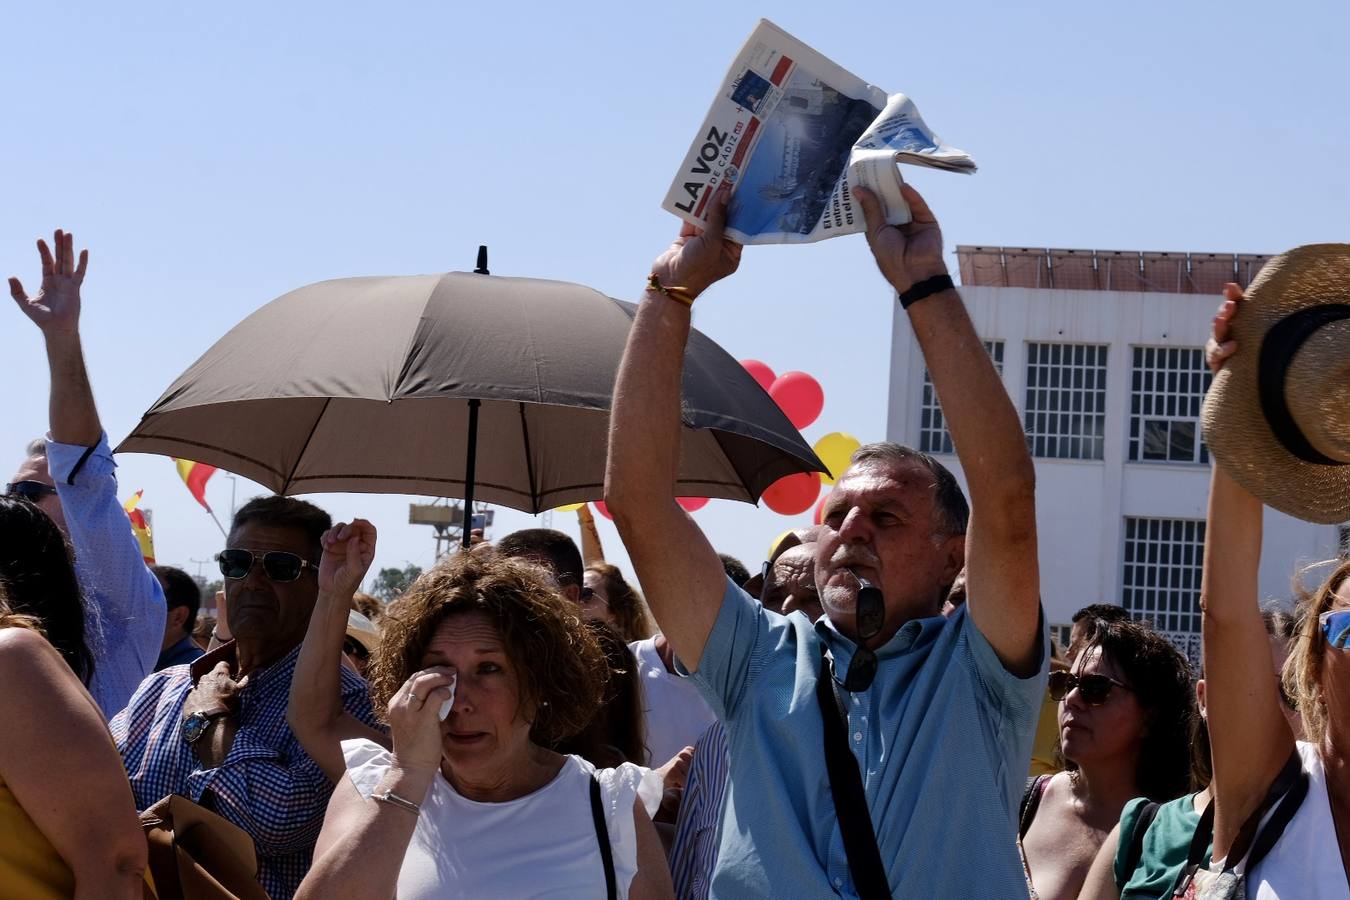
xmin=173 ymin=458 xmax=217 ymax=512
xmin=123 ymin=490 xmax=155 ymax=564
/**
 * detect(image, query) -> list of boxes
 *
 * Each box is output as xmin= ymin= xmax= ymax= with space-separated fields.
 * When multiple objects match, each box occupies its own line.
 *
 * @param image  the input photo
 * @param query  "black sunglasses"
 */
xmin=217 ymin=548 xmax=319 ymax=583
xmin=6 ymin=481 xmax=58 ymax=501
xmin=1048 ymin=670 xmax=1132 ymax=706
xmin=840 ymin=579 xmax=886 ymax=692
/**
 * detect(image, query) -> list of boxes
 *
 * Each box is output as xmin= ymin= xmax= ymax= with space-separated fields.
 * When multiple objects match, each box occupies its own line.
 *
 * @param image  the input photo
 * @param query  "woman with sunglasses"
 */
xmin=1017 ymin=613 xmax=1194 ymax=900
xmin=1187 ymin=287 xmax=1350 ymax=897
xmin=291 ymin=522 xmax=674 ymax=900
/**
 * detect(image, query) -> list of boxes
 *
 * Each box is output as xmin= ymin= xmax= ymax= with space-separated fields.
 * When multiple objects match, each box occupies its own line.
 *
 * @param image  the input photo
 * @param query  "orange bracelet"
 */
xmin=646 ymin=274 xmax=695 ymax=308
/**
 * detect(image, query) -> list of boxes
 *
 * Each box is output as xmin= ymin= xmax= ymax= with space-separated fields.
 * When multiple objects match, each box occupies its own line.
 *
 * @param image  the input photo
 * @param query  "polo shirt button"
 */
xmin=853 ymin=731 xmax=862 ymax=742
xmin=834 ymin=876 xmax=844 ymax=887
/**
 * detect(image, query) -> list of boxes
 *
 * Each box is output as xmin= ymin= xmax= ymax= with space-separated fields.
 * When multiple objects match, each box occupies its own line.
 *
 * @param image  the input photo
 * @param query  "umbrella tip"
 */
xmin=474 ymin=245 xmax=490 ymax=275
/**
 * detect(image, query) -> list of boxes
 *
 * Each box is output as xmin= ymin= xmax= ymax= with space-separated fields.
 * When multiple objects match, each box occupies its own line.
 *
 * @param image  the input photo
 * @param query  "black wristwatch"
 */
xmin=181 ymin=708 xmax=231 ymax=744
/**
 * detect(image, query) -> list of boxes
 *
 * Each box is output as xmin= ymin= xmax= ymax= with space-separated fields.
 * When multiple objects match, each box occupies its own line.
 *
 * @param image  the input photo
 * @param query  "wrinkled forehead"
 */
xmin=427 ymin=610 xmax=507 ymax=652
xmin=11 ymin=454 xmax=52 ymax=487
xmin=226 ymin=522 xmax=314 ymax=557
xmin=829 ymin=459 xmax=938 ymax=513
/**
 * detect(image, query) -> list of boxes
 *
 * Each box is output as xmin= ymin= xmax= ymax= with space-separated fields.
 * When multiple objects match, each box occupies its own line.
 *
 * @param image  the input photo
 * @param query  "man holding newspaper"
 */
xmin=608 ymin=172 xmax=1048 ymax=897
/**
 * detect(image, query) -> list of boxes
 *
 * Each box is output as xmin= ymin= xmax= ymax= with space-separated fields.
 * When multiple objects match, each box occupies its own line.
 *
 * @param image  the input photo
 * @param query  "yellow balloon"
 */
xmin=554 ymin=502 xmax=586 ymax=512
xmin=813 ymin=432 xmax=861 ymax=484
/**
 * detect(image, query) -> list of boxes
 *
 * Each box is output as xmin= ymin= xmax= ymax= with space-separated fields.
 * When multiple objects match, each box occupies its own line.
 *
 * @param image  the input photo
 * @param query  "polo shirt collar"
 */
xmin=814 ymin=611 xmax=949 ymax=678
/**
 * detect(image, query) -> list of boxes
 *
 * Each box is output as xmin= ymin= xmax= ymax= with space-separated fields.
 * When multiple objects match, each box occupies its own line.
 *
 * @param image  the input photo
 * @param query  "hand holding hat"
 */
xmin=1201 ymin=245 xmax=1350 ymax=523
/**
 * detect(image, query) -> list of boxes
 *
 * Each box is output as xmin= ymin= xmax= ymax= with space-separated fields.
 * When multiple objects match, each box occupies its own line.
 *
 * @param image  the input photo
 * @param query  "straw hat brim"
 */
xmin=1200 ymin=243 xmax=1350 ymax=524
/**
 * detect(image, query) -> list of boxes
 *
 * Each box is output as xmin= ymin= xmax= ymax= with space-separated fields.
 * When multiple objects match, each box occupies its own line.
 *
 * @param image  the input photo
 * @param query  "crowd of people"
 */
xmin=2 ymin=186 xmax=1347 ymax=899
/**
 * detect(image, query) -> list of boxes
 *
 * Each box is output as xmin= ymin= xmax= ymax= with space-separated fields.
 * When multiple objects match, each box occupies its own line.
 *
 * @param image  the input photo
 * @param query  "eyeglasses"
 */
xmin=1048 ymin=670 xmax=1132 ymax=706
xmin=840 ymin=580 xmax=885 ymax=692
xmin=5 ymin=481 xmax=58 ymax=501
xmin=1320 ymin=610 xmax=1350 ymax=650
xmin=216 ymin=548 xmax=319 ymax=583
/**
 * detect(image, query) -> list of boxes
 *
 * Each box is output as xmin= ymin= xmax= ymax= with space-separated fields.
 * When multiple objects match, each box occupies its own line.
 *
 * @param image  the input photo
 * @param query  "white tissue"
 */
xmin=438 ymin=672 xmax=457 ymax=721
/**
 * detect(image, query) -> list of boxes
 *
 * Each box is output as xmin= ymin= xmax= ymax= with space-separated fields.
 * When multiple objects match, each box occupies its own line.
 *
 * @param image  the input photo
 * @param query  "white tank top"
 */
xmin=341 ymin=739 xmax=662 ymax=899
xmin=1249 ymin=741 xmax=1350 ymax=899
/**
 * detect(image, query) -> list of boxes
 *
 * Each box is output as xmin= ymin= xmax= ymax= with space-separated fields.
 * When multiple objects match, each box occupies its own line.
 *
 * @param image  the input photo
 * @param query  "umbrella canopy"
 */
xmin=117 ymin=271 xmax=824 ymax=515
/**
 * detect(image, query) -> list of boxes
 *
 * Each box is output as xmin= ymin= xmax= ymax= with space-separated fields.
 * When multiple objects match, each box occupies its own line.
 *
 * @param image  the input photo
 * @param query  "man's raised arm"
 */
xmin=605 ymin=188 xmax=741 ymax=672
xmin=857 ymin=186 xmax=1040 ymax=674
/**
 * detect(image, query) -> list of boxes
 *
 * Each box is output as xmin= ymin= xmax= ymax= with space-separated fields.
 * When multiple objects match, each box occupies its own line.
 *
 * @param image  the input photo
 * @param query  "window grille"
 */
xmin=1122 ymin=517 xmax=1206 ymax=656
xmin=1128 ymin=347 xmax=1212 ymax=464
xmin=918 ymin=341 xmax=1004 ymax=454
xmin=1024 ymin=343 xmax=1108 ymax=460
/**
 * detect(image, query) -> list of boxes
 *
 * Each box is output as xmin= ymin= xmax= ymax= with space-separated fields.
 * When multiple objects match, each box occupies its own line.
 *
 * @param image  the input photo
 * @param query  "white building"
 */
xmin=886 ymin=245 xmax=1347 ymax=659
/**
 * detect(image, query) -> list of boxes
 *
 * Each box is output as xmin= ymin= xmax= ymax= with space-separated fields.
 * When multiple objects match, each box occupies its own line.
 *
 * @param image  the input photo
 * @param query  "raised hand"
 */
xmin=8 ymin=230 xmax=88 ymax=337
xmin=387 ymin=667 xmax=457 ymax=776
xmin=1206 ymin=283 xmax=1244 ymax=373
xmin=650 ymin=183 xmax=743 ymax=301
xmin=318 ymin=519 xmax=378 ymax=597
xmin=855 ymin=183 xmax=948 ymax=295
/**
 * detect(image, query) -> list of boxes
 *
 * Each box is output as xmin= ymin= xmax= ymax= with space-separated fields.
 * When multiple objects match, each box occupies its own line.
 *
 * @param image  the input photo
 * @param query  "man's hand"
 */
xmin=185 ymin=661 xmax=242 ymax=717
xmin=650 ymin=184 xmax=743 ymax=301
xmin=9 ymin=230 xmax=88 ymax=338
xmin=318 ymin=519 xmax=378 ymax=597
xmin=1206 ymin=283 xmax=1243 ymax=373
xmin=855 ymin=184 xmax=948 ymax=295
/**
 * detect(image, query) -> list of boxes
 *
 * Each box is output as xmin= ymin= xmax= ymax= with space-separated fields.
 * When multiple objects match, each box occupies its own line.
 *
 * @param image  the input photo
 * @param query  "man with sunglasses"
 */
xmin=111 ymin=496 xmax=381 ymax=900
xmin=608 ymin=183 xmax=1047 ymax=898
xmin=8 ymin=230 xmax=166 ymax=718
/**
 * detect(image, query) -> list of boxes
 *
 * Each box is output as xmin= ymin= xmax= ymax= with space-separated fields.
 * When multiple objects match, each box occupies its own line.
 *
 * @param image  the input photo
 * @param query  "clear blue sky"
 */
xmin=3 ymin=0 xmax=1346 ymax=588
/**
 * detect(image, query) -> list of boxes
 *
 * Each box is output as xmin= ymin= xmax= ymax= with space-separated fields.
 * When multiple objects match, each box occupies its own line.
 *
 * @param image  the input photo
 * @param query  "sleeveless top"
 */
xmin=342 ymin=739 xmax=662 ymax=899
xmin=1114 ymin=793 xmax=1209 ymax=898
xmin=0 ymin=773 xmax=74 ymax=900
xmin=1246 ymin=741 xmax=1350 ymax=899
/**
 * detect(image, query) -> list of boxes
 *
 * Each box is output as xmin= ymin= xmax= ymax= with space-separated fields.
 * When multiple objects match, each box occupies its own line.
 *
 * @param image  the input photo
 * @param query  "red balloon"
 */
xmin=769 ymin=371 xmax=825 ymax=430
xmin=677 ymin=497 xmax=709 ymax=512
xmin=592 ymin=501 xmax=613 ymax=520
xmin=761 ymin=472 xmax=821 ymax=516
xmin=813 ymin=495 xmax=829 ymax=525
xmin=740 ymin=359 xmax=777 ymax=393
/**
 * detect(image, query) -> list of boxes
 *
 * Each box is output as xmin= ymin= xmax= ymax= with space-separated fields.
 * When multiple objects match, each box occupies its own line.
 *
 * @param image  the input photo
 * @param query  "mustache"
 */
xmin=828 ymin=548 xmax=880 ymax=570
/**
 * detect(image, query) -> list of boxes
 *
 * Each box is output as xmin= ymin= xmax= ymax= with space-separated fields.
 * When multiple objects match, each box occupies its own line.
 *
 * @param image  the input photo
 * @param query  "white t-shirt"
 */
xmin=341 ymin=739 xmax=662 ymax=899
xmin=630 ymin=637 xmax=716 ymax=766
xmin=1247 ymin=741 xmax=1350 ymax=899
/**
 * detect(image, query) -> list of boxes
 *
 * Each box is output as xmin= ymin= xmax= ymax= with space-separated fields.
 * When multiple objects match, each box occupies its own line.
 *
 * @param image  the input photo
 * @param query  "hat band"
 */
xmin=1258 ymin=303 xmax=1350 ymax=467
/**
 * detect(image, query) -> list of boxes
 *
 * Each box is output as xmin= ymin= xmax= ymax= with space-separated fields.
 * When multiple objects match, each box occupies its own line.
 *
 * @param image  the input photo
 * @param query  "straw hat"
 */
xmin=345 ymin=609 xmax=381 ymax=655
xmin=1201 ymin=244 xmax=1350 ymax=524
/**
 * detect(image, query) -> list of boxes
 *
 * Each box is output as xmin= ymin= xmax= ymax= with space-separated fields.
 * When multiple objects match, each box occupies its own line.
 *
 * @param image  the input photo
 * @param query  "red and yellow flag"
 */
xmin=173 ymin=458 xmax=217 ymax=512
xmin=123 ymin=490 xmax=155 ymax=564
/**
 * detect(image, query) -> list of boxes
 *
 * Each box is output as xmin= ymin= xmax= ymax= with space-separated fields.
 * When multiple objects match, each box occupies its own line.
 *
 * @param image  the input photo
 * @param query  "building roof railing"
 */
xmin=954 ymin=246 xmax=1272 ymax=294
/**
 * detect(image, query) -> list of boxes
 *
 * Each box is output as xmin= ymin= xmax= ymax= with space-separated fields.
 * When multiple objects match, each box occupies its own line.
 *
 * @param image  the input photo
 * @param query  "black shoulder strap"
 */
xmin=1245 ymin=759 xmax=1310 ymax=872
xmin=816 ymin=649 xmax=891 ymax=899
xmin=1018 ymin=775 xmax=1051 ymax=840
xmin=589 ymin=775 xmax=618 ymax=900
xmin=1120 ymin=800 xmax=1161 ymax=884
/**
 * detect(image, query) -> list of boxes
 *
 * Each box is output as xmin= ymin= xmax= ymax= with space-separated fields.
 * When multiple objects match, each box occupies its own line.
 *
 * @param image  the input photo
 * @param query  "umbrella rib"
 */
xmin=281 ymin=398 xmax=332 ymax=494
xmin=517 ymin=403 xmax=539 ymax=512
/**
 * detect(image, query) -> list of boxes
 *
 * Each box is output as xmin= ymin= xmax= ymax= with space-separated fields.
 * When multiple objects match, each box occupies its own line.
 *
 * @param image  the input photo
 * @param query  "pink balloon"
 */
xmin=769 ymin=371 xmax=825 ymax=430
xmin=592 ymin=501 xmax=613 ymax=520
xmin=677 ymin=497 xmax=709 ymax=512
xmin=761 ymin=472 xmax=821 ymax=516
xmin=740 ymin=359 xmax=777 ymax=393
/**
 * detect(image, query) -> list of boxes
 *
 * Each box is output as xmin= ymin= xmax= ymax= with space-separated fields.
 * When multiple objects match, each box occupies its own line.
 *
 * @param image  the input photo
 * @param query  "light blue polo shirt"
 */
xmin=686 ymin=577 xmax=1048 ymax=899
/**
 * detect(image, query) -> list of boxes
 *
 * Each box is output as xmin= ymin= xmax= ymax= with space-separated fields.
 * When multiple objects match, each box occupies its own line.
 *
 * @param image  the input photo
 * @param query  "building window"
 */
xmin=918 ymin=341 xmax=1004 ymax=455
xmin=1128 ymin=347 xmax=1213 ymax=464
xmin=1024 ymin=343 xmax=1108 ymax=460
xmin=1122 ymin=517 xmax=1206 ymax=661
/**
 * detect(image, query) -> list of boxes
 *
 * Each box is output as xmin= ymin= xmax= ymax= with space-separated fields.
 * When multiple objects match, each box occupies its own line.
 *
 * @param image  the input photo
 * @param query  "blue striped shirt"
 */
xmin=111 ymin=642 xmax=380 ymax=899
xmin=669 ymin=720 xmax=730 ymax=900
xmin=685 ymin=577 xmax=1048 ymax=899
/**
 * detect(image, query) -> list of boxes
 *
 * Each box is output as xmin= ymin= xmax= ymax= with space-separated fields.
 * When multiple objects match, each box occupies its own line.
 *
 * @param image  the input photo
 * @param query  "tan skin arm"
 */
xmin=856 ymin=186 xmax=1040 ymax=673
xmin=0 ymin=628 xmax=146 ymax=900
xmin=1200 ymin=284 xmax=1294 ymax=857
xmin=630 ymin=797 xmax=676 ymax=899
xmin=578 ymin=505 xmax=606 ymax=565
xmin=287 ymin=519 xmax=390 ymax=782
xmin=605 ymin=185 xmax=742 ymax=672
xmin=1076 ymin=823 xmax=1122 ymax=900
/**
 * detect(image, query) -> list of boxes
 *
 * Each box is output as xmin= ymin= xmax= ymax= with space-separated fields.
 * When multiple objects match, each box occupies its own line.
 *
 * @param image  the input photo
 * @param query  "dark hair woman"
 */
xmin=290 ymin=521 xmax=673 ymax=900
xmin=1017 ymin=614 xmax=1195 ymax=900
xmin=555 ymin=620 xmax=649 ymax=767
xmin=583 ymin=563 xmax=655 ymax=643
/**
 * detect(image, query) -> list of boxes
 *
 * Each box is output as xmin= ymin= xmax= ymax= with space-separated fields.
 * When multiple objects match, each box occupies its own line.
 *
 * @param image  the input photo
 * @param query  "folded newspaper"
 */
xmin=663 ymin=20 xmax=976 ymax=245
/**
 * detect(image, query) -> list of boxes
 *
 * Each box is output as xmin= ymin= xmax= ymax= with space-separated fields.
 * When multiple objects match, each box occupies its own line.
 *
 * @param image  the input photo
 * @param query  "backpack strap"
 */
xmin=817 ymin=647 xmax=891 ymax=899
xmin=589 ymin=775 xmax=618 ymax=900
xmin=1018 ymin=775 xmax=1052 ymax=840
xmin=1120 ymin=800 xmax=1161 ymax=885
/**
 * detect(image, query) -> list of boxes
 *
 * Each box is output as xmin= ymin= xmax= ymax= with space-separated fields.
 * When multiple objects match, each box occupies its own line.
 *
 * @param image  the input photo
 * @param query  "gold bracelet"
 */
xmin=646 ymin=273 xmax=695 ymax=308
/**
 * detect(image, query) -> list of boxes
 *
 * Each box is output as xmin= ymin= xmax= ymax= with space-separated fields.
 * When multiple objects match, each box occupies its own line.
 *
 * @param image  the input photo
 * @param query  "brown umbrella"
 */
xmin=118 ymin=263 xmax=823 ymax=542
